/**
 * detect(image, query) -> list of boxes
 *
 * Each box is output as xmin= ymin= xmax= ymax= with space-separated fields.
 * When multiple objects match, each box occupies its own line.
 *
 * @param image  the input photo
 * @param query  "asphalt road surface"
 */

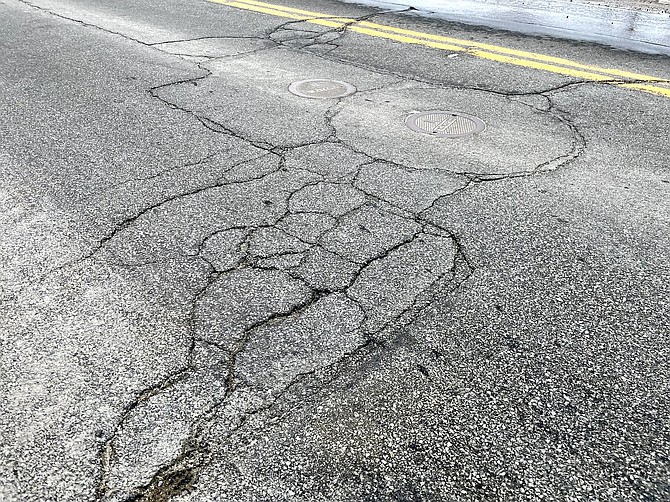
xmin=1 ymin=0 xmax=669 ymax=500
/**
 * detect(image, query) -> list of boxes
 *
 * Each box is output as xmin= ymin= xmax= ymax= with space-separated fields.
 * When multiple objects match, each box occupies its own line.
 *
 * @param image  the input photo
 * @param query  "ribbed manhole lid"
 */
xmin=406 ymin=111 xmax=486 ymax=138
xmin=288 ymin=79 xmax=356 ymax=99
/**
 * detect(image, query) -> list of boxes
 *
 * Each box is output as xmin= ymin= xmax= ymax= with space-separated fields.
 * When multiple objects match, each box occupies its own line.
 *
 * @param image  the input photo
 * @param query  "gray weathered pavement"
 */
xmin=1 ymin=0 xmax=669 ymax=500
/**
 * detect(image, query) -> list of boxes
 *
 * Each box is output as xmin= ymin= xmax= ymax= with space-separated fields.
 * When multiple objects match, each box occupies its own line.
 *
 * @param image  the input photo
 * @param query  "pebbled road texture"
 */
xmin=0 ymin=0 xmax=669 ymax=500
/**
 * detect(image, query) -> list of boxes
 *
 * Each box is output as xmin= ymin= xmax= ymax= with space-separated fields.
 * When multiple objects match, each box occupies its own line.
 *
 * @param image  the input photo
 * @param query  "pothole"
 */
xmin=288 ymin=79 xmax=357 ymax=99
xmin=406 ymin=111 xmax=486 ymax=138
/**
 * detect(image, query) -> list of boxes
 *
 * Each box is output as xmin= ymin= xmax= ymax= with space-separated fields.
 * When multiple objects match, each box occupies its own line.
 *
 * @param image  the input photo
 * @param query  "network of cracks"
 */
xmin=12 ymin=2 xmax=622 ymax=501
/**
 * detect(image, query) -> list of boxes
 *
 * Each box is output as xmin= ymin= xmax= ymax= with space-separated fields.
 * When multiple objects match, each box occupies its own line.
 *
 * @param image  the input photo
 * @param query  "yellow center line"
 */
xmin=209 ymin=0 xmax=670 ymax=98
xmin=357 ymin=20 xmax=669 ymax=82
xmin=218 ymin=0 xmax=353 ymax=27
xmin=219 ymin=0 xmax=668 ymax=81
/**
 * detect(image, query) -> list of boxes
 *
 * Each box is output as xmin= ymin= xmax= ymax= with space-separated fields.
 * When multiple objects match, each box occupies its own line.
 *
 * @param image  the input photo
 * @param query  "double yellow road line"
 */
xmin=209 ymin=0 xmax=670 ymax=98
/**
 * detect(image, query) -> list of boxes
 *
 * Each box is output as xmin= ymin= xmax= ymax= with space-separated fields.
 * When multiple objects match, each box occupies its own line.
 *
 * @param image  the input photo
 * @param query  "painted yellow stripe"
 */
xmin=209 ymin=0 xmax=670 ymax=98
xmin=344 ymin=25 xmax=473 ymax=53
xmin=232 ymin=0 xmax=669 ymax=82
xmin=619 ymin=82 xmax=670 ymax=97
xmin=216 ymin=0 xmax=665 ymax=78
xmin=220 ymin=0 xmax=347 ymax=27
xmin=221 ymin=0 xmax=354 ymax=19
xmin=357 ymin=20 xmax=669 ymax=82
xmin=348 ymin=26 xmax=629 ymax=81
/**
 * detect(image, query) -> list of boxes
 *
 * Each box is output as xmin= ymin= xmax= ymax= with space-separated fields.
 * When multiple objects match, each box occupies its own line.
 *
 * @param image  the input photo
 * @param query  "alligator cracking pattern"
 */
xmin=12 ymin=2 xmax=609 ymax=501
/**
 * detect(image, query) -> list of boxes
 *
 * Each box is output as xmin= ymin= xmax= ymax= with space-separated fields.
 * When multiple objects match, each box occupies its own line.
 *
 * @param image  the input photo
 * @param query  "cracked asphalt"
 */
xmin=1 ymin=0 xmax=669 ymax=500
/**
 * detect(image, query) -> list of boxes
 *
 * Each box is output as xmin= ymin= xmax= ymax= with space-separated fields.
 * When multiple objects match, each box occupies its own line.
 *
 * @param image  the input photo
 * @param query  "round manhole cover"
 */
xmin=406 ymin=111 xmax=486 ymax=138
xmin=288 ymin=79 xmax=356 ymax=99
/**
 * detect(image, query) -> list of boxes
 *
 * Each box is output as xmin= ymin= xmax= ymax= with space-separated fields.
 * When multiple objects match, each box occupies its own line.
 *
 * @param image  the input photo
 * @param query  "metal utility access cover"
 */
xmin=288 ymin=79 xmax=356 ymax=99
xmin=406 ymin=111 xmax=486 ymax=138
